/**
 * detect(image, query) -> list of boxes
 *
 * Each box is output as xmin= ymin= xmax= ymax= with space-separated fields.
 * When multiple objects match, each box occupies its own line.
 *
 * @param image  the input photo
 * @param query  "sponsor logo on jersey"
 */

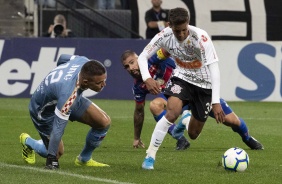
xmin=174 ymin=57 xmax=202 ymax=69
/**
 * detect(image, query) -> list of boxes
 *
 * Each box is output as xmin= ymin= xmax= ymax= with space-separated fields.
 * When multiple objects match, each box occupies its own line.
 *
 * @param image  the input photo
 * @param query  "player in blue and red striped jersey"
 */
xmin=121 ymin=49 xmax=190 ymax=150
xmin=19 ymin=54 xmax=111 ymax=169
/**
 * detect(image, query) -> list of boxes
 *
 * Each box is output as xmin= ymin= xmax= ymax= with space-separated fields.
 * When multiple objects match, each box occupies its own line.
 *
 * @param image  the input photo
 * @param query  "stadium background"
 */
xmin=0 ymin=0 xmax=282 ymax=102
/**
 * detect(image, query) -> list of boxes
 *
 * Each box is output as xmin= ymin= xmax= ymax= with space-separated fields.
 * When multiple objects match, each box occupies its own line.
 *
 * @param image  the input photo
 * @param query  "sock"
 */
xmin=231 ymin=118 xmax=250 ymax=141
xmin=146 ymin=116 xmax=173 ymax=159
xmin=172 ymin=112 xmax=191 ymax=140
xmin=154 ymin=110 xmax=175 ymax=136
xmin=79 ymin=126 xmax=109 ymax=162
xmin=167 ymin=124 xmax=175 ymax=136
xmin=26 ymin=138 xmax=48 ymax=158
xmin=153 ymin=110 xmax=166 ymax=122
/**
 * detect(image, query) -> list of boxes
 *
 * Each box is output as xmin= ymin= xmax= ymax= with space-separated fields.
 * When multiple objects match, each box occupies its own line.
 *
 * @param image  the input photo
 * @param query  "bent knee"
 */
xmin=101 ymin=115 xmax=111 ymax=128
xmin=149 ymin=98 xmax=166 ymax=115
xmin=188 ymin=131 xmax=201 ymax=140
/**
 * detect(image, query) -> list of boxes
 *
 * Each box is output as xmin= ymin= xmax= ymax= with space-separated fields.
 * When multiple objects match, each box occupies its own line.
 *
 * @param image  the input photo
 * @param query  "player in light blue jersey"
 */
xmin=20 ymin=54 xmax=111 ymax=169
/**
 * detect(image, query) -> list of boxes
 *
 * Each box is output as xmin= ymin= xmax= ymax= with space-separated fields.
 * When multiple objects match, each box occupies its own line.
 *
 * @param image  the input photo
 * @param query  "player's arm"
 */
xmin=208 ymin=62 xmax=225 ymax=123
xmin=45 ymin=107 xmax=69 ymax=168
xmin=49 ymin=108 xmax=69 ymax=155
xmin=133 ymin=102 xmax=145 ymax=148
xmin=150 ymin=48 xmax=171 ymax=63
xmin=138 ymin=38 xmax=163 ymax=94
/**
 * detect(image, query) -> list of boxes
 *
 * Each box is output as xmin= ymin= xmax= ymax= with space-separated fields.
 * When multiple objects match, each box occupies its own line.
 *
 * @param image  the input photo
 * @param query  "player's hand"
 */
xmin=133 ymin=139 xmax=145 ymax=148
xmin=212 ymin=103 xmax=225 ymax=123
xmin=144 ymin=78 xmax=161 ymax=95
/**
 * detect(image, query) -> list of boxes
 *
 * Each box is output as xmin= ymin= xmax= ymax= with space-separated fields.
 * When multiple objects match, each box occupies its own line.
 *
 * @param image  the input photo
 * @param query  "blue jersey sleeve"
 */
xmin=57 ymin=54 xmax=76 ymax=66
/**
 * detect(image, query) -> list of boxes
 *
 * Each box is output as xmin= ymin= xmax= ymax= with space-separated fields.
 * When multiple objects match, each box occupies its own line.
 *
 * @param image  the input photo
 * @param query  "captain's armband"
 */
xmin=156 ymin=48 xmax=171 ymax=60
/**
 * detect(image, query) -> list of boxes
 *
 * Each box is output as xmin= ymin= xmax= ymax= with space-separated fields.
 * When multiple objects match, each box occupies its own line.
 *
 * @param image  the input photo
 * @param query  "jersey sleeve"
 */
xmin=48 ymin=108 xmax=69 ymax=156
xmin=138 ymin=33 xmax=164 ymax=81
xmin=200 ymin=33 xmax=219 ymax=65
xmin=57 ymin=54 xmax=77 ymax=66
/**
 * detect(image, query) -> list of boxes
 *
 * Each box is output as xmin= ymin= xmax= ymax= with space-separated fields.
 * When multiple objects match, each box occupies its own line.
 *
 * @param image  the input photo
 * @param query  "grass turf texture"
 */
xmin=0 ymin=98 xmax=281 ymax=184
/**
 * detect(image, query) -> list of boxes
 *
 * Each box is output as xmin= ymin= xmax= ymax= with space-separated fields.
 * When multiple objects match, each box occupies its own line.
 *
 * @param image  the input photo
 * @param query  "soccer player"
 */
xmin=19 ymin=54 xmax=111 ymax=169
xmin=137 ymin=7 xmax=263 ymax=170
xmin=121 ymin=49 xmax=190 ymax=150
xmin=122 ymin=48 xmax=263 ymax=152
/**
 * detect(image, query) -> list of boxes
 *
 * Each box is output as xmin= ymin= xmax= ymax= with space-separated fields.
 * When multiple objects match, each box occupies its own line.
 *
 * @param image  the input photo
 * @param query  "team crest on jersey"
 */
xmin=171 ymin=84 xmax=182 ymax=94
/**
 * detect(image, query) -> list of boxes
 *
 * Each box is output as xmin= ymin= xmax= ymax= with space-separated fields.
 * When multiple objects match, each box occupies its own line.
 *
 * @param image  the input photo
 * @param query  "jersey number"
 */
xmin=44 ymin=63 xmax=69 ymax=86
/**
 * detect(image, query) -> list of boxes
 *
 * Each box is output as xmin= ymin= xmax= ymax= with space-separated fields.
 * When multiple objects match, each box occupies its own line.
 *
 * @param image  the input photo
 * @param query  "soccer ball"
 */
xmin=222 ymin=147 xmax=249 ymax=172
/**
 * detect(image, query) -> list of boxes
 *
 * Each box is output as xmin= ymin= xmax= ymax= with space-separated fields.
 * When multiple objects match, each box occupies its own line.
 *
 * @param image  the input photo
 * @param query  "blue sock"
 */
xmin=154 ymin=110 xmax=166 ymax=122
xmin=26 ymin=138 xmax=48 ymax=158
xmin=79 ymin=126 xmax=109 ymax=162
xmin=167 ymin=124 xmax=175 ymax=136
xmin=231 ymin=118 xmax=250 ymax=141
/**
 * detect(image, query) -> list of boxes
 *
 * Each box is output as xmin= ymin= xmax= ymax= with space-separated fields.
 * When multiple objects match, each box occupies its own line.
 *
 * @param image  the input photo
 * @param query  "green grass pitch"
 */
xmin=0 ymin=98 xmax=281 ymax=184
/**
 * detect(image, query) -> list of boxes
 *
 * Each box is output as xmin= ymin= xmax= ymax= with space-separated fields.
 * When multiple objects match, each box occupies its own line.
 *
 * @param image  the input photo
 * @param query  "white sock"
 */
xmin=146 ymin=116 xmax=173 ymax=159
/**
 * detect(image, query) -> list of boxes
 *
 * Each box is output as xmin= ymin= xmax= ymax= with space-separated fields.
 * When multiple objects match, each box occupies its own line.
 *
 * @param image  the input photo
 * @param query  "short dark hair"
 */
xmin=81 ymin=60 xmax=106 ymax=78
xmin=120 ymin=50 xmax=136 ymax=63
xmin=168 ymin=7 xmax=190 ymax=26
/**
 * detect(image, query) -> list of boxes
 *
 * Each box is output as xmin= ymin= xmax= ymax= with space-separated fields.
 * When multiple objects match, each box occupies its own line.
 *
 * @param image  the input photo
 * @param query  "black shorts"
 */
xmin=163 ymin=77 xmax=212 ymax=122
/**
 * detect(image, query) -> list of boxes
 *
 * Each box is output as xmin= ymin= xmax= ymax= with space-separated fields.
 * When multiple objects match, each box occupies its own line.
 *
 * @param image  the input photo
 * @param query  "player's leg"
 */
xmin=172 ymin=106 xmax=191 ymax=149
xmin=70 ymin=97 xmax=110 ymax=167
xmin=209 ymin=98 xmax=263 ymax=150
xmin=20 ymin=115 xmax=64 ymax=164
xmin=150 ymin=95 xmax=190 ymax=150
xmin=224 ymin=113 xmax=263 ymax=150
xmin=185 ymin=86 xmax=212 ymax=140
xmin=19 ymin=133 xmax=36 ymax=164
xmin=142 ymin=96 xmax=183 ymax=169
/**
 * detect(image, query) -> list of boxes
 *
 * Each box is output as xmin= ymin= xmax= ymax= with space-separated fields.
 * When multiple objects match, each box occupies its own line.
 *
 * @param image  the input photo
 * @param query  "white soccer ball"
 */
xmin=222 ymin=147 xmax=249 ymax=172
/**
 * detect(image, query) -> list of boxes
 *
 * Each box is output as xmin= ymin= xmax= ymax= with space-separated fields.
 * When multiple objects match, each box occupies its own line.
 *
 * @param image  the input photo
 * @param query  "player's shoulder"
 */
xmin=189 ymin=25 xmax=208 ymax=34
xmin=157 ymin=27 xmax=173 ymax=39
xmin=189 ymin=25 xmax=211 ymax=41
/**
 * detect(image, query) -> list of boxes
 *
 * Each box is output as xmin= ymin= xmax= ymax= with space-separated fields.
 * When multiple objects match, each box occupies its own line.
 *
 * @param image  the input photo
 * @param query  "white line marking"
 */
xmin=0 ymin=162 xmax=135 ymax=184
xmin=0 ymin=115 xmax=281 ymax=121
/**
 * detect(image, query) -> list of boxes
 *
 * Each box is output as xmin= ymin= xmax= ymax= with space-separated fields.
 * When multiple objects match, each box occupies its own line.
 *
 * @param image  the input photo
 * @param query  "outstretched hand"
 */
xmin=133 ymin=139 xmax=145 ymax=148
xmin=144 ymin=78 xmax=161 ymax=95
xmin=212 ymin=103 xmax=225 ymax=123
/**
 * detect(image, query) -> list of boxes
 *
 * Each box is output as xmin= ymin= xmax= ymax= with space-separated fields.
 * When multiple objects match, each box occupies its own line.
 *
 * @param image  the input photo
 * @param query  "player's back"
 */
xmin=29 ymin=55 xmax=89 ymax=117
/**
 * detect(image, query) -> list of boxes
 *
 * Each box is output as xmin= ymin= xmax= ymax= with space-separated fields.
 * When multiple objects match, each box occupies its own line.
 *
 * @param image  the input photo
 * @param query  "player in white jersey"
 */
xmin=19 ymin=54 xmax=111 ymax=169
xmin=138 ymin=7 xmax=228 ymax=170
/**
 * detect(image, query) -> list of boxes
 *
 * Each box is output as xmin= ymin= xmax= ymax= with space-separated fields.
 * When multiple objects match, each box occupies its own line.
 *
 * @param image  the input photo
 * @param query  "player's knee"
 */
xmin=103 ymin=115 xmax=111 ymax=128
xmin=149 ymin=98 xmax=165 ymax=115
xmin=93 ymin=114 xmax=111 ymax=129
xmin=188 ymin=131 xmax=201 ymax=140
xmin=149 ymin=101 xmax=160 ymax=115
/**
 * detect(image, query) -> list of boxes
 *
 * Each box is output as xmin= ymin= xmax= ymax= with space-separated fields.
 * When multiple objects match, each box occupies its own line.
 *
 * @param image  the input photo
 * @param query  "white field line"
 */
xmin=1 ymin=115 xmax=282 ymax=121
xmin=0 ymin=162 xmax=135 ymax=184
